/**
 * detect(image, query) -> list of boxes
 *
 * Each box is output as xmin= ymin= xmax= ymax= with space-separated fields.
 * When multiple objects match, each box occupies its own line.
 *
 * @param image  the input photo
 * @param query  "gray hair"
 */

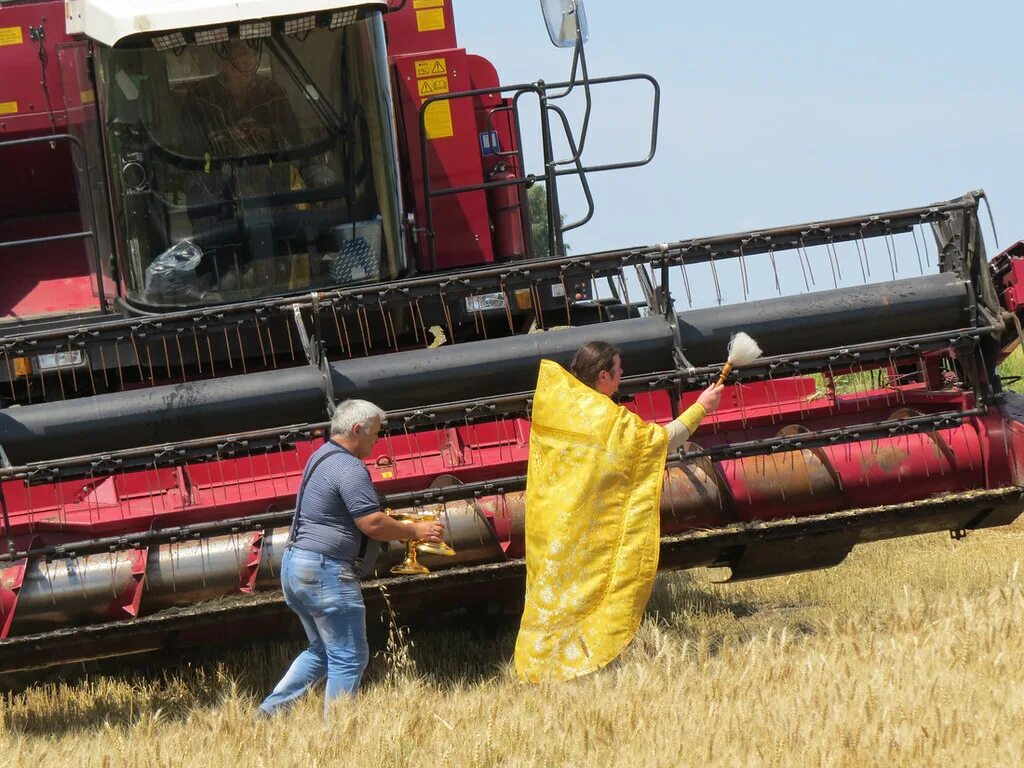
xmin=330 ymin=398 xmax=385 ymax=438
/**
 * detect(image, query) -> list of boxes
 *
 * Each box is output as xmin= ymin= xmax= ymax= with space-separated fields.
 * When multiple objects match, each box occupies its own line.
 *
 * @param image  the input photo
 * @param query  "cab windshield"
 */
xmin=98 ymin=12 xmax=404 ymax=308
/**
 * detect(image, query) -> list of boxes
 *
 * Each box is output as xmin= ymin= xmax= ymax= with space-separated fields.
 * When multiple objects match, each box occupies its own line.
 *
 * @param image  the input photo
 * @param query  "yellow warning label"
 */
xmin=414 ymin=57 xmax=447 ymax=79
xmin=0 ymin=101 xmax=18 ymax=116
xmin=80 ymin=89 xmax=95 ymax=104
xmin=417 ymin=77 xmax=449 ymax=98
xmin=416 ymin=8 xmax=446 ymax=32
xmin=423 ymin=100 xmax=454 ymax=140
xmin=413 ymin=0 xmax=444 ymax=8
xmin=0 ymin=26 xmax=24 ymax=46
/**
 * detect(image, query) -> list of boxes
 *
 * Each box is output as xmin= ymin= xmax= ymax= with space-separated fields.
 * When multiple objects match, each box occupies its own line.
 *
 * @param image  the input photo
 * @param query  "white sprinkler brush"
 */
xmin=715 ymin=332 xmax=762 ymax=386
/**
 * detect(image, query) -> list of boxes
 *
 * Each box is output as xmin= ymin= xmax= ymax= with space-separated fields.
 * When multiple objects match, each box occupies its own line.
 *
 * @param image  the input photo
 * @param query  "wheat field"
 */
xmin=4 ymin=355 xmax=1024 ymax=767
xmin=2 ymin=519 xmax=1023 ymax=768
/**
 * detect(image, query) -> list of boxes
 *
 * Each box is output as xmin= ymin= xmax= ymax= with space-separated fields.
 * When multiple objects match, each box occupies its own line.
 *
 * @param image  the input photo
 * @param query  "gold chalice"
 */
xmin=387 ymin=508 xmax=455 ymax=575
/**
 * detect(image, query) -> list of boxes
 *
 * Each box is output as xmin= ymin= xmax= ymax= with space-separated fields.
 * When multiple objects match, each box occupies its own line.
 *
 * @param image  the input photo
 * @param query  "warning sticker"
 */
xmin=0 ymin=101 xmax=18 ymax=116
xmin=80 ymin=89 xmax=95 ymax=104
xmin=414 ymin=57 xmax=447 ymax=79
xmin=423 ymin=100 xmax=454 ymax=140
xmin=416 ymin=8 xmax=445 ymax=32
xmin=413 ymin=0 xmax=444 ymax=7
xmin=417 ymin=77 xmax=449 ymax=98
xmin=0 ymin=27 xmax=24 ymax=46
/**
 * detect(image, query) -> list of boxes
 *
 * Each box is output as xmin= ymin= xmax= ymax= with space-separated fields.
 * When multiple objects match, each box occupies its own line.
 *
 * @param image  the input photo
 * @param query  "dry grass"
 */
xmin=3 ymin=519 xmax=1024 ymax=767
xmin=3 ymin=352 xmax=1023 ymax=766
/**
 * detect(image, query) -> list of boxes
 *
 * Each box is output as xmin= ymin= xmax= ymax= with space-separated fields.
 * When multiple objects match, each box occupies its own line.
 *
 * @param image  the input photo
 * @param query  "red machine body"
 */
xmin=386 ymin=3 xmax=526 ymax=268
xmin=0 ymin=2 xmax=101 ymax=319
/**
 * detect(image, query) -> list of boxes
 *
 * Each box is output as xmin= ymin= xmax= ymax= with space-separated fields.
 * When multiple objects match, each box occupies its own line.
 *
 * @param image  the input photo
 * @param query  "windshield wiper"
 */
xmin=265 ymin=33 xmax=346 ymax=137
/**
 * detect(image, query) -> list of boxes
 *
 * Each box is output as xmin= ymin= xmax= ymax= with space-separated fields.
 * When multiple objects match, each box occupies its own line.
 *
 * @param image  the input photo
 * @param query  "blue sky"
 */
xmin=452 ymin=0 xmax=1023 ymax=291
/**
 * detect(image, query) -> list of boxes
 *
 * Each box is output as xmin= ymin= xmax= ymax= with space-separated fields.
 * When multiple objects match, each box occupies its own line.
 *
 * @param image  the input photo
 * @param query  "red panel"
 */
xmin=0 ymin=559 xmax=28 ymax=639
xmin=998 ymin=246 xmax=1024 ymax=313
xmin=393 ymin=49 xmax=494 ymax=269
xmin=468 ymin=54 xmax=527 ymax=260
xmin=383 ymin=0 xmax=458 ymax=55
xmin=0 ymin=1 xmax=84 ymax=221
xmin=109 ymin=549 xmax=148 ymax=620
xmin=0 ymin=213 xmax=99 ymax=318
xmin=0 ymin=1 xmax=73 ymax=139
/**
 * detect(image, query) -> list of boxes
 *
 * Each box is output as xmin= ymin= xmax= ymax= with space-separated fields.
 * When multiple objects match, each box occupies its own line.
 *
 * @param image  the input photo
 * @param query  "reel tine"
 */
xmin=358 ymin=305 xmax=372 ymax=354
xmin=912 ymin=226 xmax=925 ymax=275
xmin=708 ymin=254 xmax=723 ymax=305
xmin=799 ymin=237 xmax=817 ymax=287
xmin=677 ymin=260 xmax=693 ymax=307
xmin=330 ymin=302 xmax=347 ymax=354
xmin=884 ymin=232 xmax=897 ymax=280
xmin=83 ymin=346 xmax=97 ymax=395
xmin=265 ymin=317 xmax=279 ymax=366
xmin=438 ymin=288 xmax=455 ymax=345
xmin=561 ymin=275 xmax=572 ymax=325
xmin=129 ymin=333 xmax=145 ymax=382
xmin=736 ymin=247 xmax=750 ymax=301
xmin=67 ymin=344 xmax=80 ymax=392
xmin=794 ymin=245 xmax=810 ymax=292
xmin=192 ymin=326 xmax=203 ymax=374
xmin=235 ymin=326 xmax=247 ymax=374
xmin=535 ymin=281 xmax=547 ymax=330
xmin=340 ymin=311 xmax=353 ymax=358
xmin=826 ymin=239 xmax=842 ymax=287
xmin=113 ymin=339 xmax=126 ymax=391
xmin=206 ymin=334 xmax=216 ymax=378
xmin=223 ymin=327 xmax=234 ymax=370
xmin=98 ymin=345 xmax=110 ymax=390
xmin=284 ymin=311 xmax=297 ymax=361
xmin=858 ymin=232 xmax=872 ymax=279
xmin=500 ymin=282 xmax=515 ymax=334
xmin=143 ymin=342 xmax=155 ymax=386
xmin=888 ymin=232 xmax=901 ymax=277
xmin=163 ymin=336 xmax=173 ymax=380
xmin=2 ymin=349 xmax=16 ymax=402
xmin=175 ymin=335 xmax=188 ymax=380
xmin=768 ymin=248 xmax=782 ymax=295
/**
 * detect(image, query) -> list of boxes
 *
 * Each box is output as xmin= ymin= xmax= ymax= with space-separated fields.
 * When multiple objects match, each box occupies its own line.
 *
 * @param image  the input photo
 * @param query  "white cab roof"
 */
xmin=66 ymin=0 xmax=386 ymax=46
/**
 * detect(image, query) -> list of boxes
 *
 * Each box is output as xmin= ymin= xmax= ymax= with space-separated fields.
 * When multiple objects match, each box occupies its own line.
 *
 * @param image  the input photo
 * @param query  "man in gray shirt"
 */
xmin=260 ymin=399 xmax=442 ymax=716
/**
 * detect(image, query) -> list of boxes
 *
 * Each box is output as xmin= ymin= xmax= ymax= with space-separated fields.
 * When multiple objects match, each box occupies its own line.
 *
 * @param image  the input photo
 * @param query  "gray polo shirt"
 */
xmin=291 ymin=440 xmax=381 ymax=572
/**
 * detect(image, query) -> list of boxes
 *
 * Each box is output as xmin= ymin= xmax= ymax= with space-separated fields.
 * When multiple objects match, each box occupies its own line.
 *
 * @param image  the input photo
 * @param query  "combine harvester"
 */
xmin=2 ymin=0 xmax=1024 ymax=676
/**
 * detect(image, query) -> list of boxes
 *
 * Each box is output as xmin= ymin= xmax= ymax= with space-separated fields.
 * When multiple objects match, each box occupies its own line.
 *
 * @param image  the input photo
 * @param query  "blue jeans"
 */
xmin=260 ymin=547 xmax=369 ymax=715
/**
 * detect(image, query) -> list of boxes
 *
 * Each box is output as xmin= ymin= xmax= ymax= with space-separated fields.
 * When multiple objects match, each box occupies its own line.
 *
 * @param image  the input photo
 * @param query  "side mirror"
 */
xmin=539 ymin=0 xmax=589 ymax=48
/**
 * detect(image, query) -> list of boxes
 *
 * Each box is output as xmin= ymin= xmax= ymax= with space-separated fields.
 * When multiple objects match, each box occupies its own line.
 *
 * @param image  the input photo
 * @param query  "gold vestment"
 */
xmin=514 ymin=360 xmax=667 ymax=682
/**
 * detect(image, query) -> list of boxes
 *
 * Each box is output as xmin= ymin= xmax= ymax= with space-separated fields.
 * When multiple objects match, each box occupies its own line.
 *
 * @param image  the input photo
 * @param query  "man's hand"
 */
xmin=696 ymin=383 xmax=725 ymax=414
xmin=356 ymin=511 xmax=443 ymax=543
xmin=413 ymin=520 xmax=444 ymax=543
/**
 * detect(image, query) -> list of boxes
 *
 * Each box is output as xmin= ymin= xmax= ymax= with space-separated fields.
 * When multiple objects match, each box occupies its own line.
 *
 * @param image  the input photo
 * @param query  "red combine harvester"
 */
xmin=2 ymin=0 xmax=1024 ymax=677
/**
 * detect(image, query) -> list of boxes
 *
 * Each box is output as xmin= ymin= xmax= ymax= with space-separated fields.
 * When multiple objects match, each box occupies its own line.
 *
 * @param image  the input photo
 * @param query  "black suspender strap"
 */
xmin=287 ymin=444 xmax=344 ymax=545
xmin=286 ymin=444 xmax=372 ymax=561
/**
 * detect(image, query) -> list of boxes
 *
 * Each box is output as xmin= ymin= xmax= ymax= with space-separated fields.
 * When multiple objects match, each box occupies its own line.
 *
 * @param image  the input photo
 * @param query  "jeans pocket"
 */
xmin=289 ymin=560 xmax=323 ymax=586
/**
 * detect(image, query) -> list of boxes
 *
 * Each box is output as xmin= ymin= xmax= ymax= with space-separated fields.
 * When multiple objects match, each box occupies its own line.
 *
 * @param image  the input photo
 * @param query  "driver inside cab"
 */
xmin=181 ymin=38 xmax=301 ymax=205
xmin=178 ymin=39 xmax=333 ymax=294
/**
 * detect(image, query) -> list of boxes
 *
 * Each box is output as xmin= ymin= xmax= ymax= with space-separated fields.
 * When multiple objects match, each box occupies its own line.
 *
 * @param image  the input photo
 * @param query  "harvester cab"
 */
xmin=2 ymin=0 xmax=1024 ymax=679
xmin=97 ymin=11 xmax=404 ymax=309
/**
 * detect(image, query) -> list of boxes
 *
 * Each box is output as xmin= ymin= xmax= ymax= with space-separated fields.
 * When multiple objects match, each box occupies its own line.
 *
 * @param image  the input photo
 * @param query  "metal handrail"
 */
xmin=418 ymin=72 xmax=660 ymax=268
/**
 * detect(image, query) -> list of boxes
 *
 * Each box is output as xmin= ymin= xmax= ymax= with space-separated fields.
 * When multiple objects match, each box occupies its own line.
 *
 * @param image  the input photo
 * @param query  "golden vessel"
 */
xmin=388 ymin=508 xmax=456 ymax=575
